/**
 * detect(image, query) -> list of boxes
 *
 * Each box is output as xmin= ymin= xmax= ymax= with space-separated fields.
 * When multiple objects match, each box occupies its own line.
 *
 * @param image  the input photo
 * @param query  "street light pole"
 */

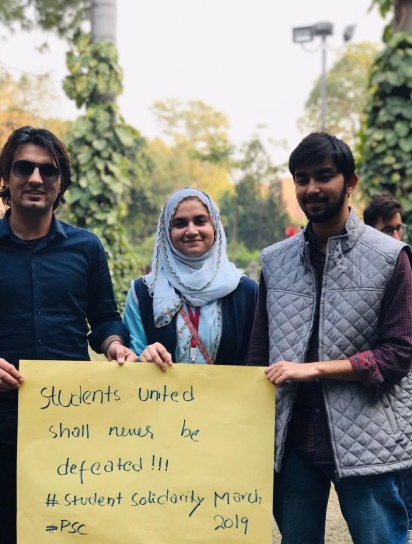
xmin=292 ymin=22 xmax=355 ymax=133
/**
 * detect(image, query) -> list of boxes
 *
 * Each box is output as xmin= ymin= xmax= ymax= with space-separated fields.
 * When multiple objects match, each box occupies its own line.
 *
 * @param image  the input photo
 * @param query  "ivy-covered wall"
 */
xmin=358 ymin=32 xmax=412 ymax=225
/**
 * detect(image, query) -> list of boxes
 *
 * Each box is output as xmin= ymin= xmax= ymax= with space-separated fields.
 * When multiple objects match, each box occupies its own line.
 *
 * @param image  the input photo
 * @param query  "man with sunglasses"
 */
xmin=0 ymin=126 xmax=137 ymax=544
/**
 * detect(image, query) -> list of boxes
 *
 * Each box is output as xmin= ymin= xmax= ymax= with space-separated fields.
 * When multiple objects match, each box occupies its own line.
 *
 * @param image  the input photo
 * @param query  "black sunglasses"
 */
xmin=12 ymin=160 xmax=60 ymax=184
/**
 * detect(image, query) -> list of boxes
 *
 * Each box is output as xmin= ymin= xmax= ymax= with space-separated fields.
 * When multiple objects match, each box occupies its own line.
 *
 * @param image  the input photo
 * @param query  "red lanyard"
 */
xmin=187 ymin=306 xmax=200 ymax=347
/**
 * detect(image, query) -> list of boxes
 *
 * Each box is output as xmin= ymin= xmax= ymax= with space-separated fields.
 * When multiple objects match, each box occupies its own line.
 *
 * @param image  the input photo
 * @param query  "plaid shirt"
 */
xmin=248 ymin=234 xmax=412 ymax=465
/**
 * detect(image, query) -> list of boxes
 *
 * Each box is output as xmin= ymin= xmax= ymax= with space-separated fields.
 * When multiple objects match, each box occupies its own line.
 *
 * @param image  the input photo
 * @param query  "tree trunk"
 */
xmin=393 ymin=0 xmax=412 ymax=32
xmin=91 ymin=0 xmax=117 ymax=43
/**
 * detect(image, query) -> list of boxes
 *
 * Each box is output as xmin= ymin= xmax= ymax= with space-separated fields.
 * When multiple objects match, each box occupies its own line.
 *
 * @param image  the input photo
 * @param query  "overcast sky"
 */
xmin=0 ymin=0 xmax=387 ymax=164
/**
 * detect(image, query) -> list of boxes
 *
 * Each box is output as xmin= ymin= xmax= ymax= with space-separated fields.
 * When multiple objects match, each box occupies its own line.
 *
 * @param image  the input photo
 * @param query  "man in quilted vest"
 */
xmin=249 ymin=132 xmax=412 ymax=544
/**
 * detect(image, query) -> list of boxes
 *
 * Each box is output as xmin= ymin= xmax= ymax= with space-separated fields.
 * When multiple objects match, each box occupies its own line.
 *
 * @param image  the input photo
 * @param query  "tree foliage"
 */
xmin=299 ymin=42 xmax=379 ymax=148
xmin=358 ymin=32 xmax=412 ymax=224
xmin=0 ymin=67 xmax=69 ymax=147
xmin=219 ymin=135 xmax=290 ymax=260
xmin=370 ymin=0 xmax=412 ymax=41
xmin=64 ymin=32 xmax=147 ymax=304
xmin=0 ymin=0 xmax=89 ymax=40
xmin=149 ymin=99 xmax=232 ymax=202
xmin=359 ymin=0 xmax=412 ymax=229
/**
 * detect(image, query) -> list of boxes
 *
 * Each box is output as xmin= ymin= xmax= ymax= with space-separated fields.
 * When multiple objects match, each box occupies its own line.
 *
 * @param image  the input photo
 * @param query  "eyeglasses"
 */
xmin=12 ymin=160 xmax=60 ymax=184
xmin=380 ymin=223 xmax=407 ymax=237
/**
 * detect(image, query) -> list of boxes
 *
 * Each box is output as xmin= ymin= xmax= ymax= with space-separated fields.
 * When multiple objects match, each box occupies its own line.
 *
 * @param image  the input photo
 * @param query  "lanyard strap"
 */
xmin=179 ymin=306 xmax=214 ymax=365
xmin=186 ymin=306 xmax=200 ymax=347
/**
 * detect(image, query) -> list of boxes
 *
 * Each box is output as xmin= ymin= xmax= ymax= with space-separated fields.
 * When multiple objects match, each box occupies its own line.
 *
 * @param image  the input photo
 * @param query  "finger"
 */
xmin=0 ymin=372 xmax=21 ymax=390
xmin=124 ymin=349 xmax=138 ymax=362
xmin=0 ymin=359 xmax=24 ymax=383
xmin=153 ymin=343 xmax=173 ymax=366
xmin=146 ymin=347 xmax=167 ymax=371
xmin=109 ymin=344 xmax=126 ymax=365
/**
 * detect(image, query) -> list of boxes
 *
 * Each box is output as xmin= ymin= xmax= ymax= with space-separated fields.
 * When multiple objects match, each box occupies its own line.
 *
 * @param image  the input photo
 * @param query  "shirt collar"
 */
xmin=304 ymin=221 xmax=348 ymax=250
xmin=0 ymin=208 xmax=67 ymax=241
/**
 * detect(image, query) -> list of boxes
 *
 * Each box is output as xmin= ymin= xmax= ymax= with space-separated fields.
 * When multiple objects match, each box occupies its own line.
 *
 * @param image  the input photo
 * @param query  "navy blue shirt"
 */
xmin=0 ymin=210 xmax=128 ymax=444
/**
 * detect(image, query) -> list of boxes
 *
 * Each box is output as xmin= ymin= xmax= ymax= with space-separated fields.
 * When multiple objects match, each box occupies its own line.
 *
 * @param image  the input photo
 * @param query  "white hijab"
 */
xmin=143 ymin=187 xmax=243 ymax=327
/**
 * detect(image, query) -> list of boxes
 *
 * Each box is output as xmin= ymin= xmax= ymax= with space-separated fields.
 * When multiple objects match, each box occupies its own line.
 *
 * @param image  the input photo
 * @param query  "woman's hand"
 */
xmin=0 ymin=358 xmax=24 ymax=392
xmin=139 ymin=343 xmax=173 ymax=371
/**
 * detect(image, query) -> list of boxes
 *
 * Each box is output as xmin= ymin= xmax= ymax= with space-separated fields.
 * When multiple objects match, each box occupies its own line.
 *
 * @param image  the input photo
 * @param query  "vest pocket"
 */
xmin=381 ymin=393 xmax=402 ymax=442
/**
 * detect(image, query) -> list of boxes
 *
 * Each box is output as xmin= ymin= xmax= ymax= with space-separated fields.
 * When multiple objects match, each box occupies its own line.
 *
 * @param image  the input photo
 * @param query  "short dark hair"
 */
xmin=0 ymin=126 xmax=72 ymax=210
xmin=363 ymin=193 xmax=402 ymax=227
xmin=289 ymin=132 xmax=356 ymax=183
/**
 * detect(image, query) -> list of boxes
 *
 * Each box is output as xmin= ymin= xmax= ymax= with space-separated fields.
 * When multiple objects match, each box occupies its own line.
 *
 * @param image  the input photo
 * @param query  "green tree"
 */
xmin=148 ymin=99 xmax=232 ymax=202
xmin=358 ymin=1 xmax=412 ymax=227
xmin=0 ymin=0 xmax=88 ymax=40
xmin=0 ymin=67 xmax=70 ymax=147
xmin=219 ymin=135 xmax=290 ymax=262
xmin=299 ymin=42 xmax=379 ymax=147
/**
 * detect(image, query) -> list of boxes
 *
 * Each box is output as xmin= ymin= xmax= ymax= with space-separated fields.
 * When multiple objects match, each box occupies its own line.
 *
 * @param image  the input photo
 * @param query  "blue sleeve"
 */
xmin=87 ymin=238 xmax=129 ymax=352
xmin=123 ymin=289 xmax=148 ymax=356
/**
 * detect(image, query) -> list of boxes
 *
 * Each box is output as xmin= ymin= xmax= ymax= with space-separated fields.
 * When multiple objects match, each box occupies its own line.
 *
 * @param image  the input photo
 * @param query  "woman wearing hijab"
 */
xmin=123 ymin=187 xmax=258 ymax=369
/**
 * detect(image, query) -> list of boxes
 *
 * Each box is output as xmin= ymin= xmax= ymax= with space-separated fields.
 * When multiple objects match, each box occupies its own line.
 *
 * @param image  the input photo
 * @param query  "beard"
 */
xmin=299 ymin=184 xmax=346 ymax=224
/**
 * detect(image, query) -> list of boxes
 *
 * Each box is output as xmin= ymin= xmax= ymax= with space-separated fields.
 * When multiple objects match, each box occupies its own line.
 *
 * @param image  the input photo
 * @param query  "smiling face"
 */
xmin=6 ymin=143 xmax=61 ymax=217
xmin=170 ymin=198 xmax=215 ymax=257
xmin=294 ymin=158 xmax=357 ymax=224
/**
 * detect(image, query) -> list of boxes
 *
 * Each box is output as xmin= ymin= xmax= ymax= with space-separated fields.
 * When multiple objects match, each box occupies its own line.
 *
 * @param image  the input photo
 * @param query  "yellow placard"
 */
xmin=17 ymin=361 xmax=275 ymax=543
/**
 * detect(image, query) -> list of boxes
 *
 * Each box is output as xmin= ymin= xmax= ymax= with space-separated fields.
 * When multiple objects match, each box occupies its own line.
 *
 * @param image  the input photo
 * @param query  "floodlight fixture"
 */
xmin=292 ymin=26 xmax=314 ymax=44
xmin=313 ymin=22 xmax=333 ymax=38
xmin=343 ymin=24 xmax=356 ymax=42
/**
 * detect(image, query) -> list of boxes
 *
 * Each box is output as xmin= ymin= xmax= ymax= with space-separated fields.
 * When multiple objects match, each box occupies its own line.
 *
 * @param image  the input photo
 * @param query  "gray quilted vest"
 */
xmin=262 ymin=209 xmax=412 ymax=478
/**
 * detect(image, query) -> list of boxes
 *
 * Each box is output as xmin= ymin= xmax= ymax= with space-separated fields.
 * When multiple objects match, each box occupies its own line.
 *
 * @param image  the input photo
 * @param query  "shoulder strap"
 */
xmin=179 ymin=307 xmax=214 ymax=365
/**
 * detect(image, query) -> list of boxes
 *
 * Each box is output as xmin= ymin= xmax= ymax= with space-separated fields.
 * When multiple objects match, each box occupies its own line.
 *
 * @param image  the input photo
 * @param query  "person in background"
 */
xmin=123 ymin=187 xmax=258 ymax=368
xmin=249 ymin=132 xmax=412 ymax=544
xmin=364 ymin=192 xmax=412 ymax=544
xmin=0 ymin=126 xmax=136 ymax=544
xmin=364 ymin=192 xmax=407 ymax=241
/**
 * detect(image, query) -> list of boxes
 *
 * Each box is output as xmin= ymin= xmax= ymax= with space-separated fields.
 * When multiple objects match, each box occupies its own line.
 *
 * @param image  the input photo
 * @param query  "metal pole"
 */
xmin=320 ymin=35 xmax=327 ymax=131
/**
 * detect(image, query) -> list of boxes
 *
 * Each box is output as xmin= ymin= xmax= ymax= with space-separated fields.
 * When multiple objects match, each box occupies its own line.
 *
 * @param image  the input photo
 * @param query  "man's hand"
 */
xmin=0 ymin=358 xmax=24 ymax=392
xmin=265 ymin=361 xmax=319 ymax=388
xmin=139 ymin=343 xmax=173 ymax=371
xmin=106 ymin=342 xmax=138 ymax=364
xmin=265 ymin=358 xmax=360 ymax=388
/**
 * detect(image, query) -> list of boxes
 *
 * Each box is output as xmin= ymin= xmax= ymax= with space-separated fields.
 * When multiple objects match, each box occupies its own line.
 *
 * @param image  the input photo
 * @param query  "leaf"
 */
xmin=382 ymin=155 xmax=396 ymax=165
xmin=399 ymin=138 xmax=412 ymax=153
xmin=395 ymin=121 xmax=410 ymax=138
xmin=92 ymin=139 xmax=107 ymax=151
xmin=115 ymin=126 xmax=135 ymax=147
